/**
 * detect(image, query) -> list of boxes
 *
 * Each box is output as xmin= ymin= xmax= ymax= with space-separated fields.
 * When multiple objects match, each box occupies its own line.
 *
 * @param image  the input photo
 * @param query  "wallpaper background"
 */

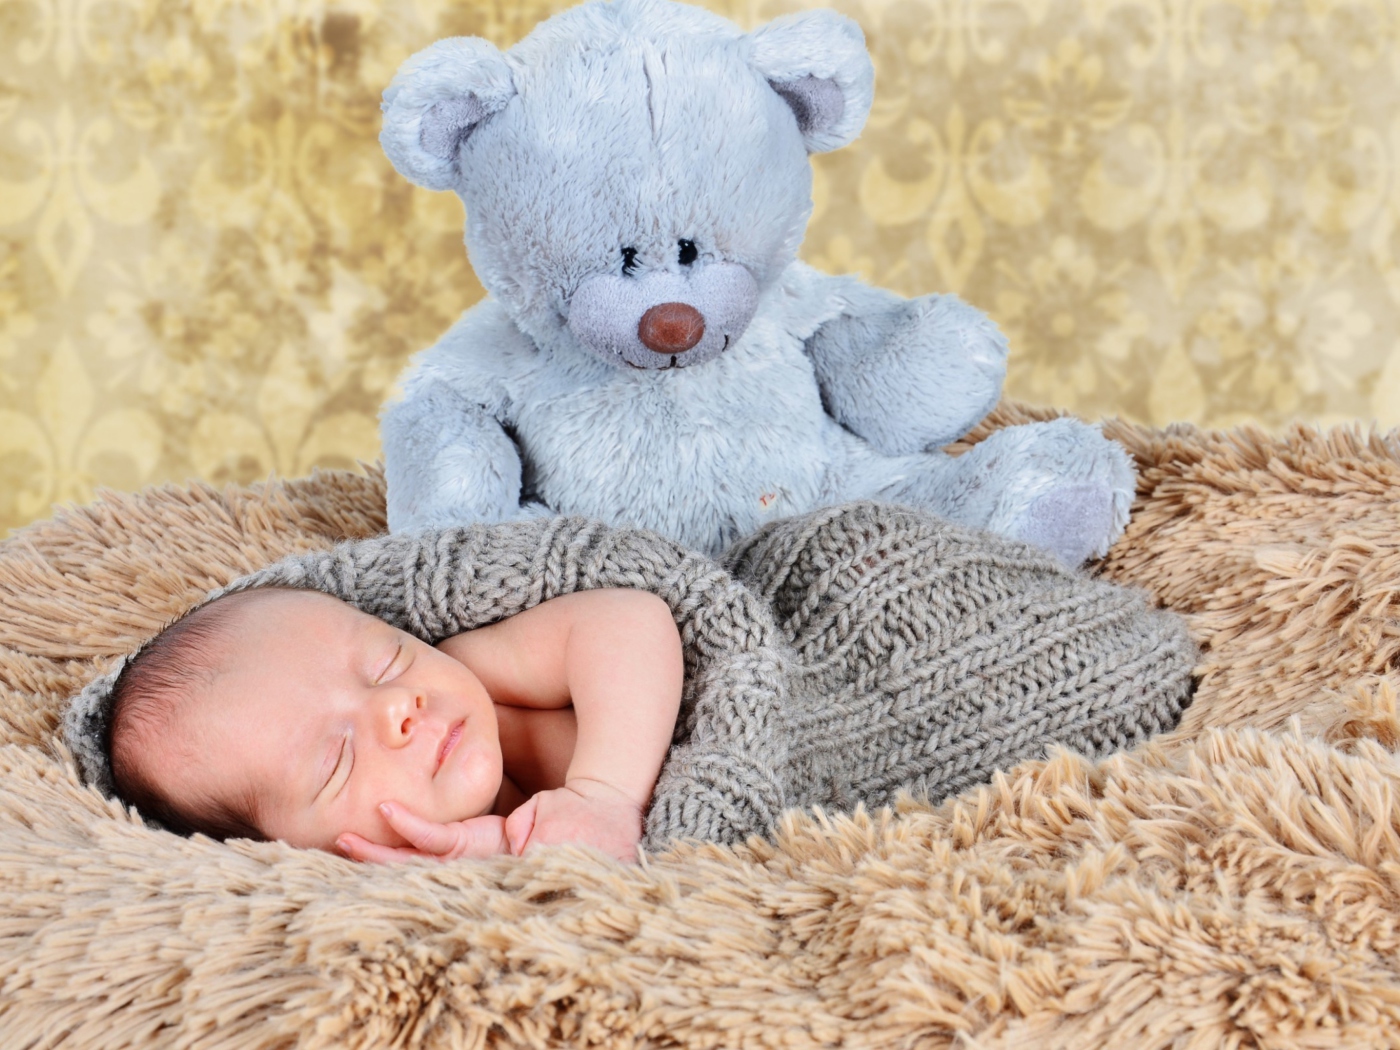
xmin=2 ymin=0 xmax=1399 ymax=535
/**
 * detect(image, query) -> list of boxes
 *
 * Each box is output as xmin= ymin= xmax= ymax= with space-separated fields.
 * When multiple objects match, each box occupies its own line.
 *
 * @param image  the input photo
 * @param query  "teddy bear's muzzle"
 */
xmin=566 ymin=263 xmax=758 ymax=369
xmin=638 ymin=302 xmax=705 ymax=354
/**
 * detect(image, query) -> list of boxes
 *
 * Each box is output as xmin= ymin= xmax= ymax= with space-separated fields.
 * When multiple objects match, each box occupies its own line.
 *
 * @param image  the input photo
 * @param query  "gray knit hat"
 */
xmin=64 ymin=503 xmax=1197 ymax=847
xmin=65 ymin=655 xmax=135 ymax=803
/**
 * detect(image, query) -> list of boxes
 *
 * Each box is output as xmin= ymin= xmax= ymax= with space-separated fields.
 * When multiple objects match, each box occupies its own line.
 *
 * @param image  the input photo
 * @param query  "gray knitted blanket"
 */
xmin=65 ymin=502 xmax=1196 ymax=850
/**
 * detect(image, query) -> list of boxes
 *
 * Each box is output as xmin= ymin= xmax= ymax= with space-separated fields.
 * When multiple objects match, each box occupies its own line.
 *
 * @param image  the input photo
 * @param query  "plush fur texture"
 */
xmin=3 ymin=403 xmax=1400 ymax=1047
xmin=378 ymin=0 xmax=1136 ymax=565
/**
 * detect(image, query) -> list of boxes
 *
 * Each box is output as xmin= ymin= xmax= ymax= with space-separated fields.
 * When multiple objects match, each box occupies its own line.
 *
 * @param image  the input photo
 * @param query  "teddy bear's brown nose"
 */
xmin=638 ymin=302 xmax=705 ymax=354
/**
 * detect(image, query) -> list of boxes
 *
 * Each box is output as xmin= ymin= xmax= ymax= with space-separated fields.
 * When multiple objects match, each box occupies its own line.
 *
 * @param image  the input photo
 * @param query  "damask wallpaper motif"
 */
xmin=1 ymin=0 xmax=1398 ymax=535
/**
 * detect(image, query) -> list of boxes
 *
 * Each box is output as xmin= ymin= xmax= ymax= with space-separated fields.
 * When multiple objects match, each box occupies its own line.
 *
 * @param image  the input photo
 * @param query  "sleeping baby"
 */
xmin=68 ymin=506 xmax=1198 ymax=860
xmin=104 ymin=585 xmax=683 ymax=865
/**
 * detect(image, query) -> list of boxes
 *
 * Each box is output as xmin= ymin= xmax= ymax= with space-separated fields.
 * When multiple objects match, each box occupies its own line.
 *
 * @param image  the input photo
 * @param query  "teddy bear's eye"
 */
xmin=677 ymin=239 xmax=698 ymax=266
xmin=621 ymin=247 xmax=639 ymax=276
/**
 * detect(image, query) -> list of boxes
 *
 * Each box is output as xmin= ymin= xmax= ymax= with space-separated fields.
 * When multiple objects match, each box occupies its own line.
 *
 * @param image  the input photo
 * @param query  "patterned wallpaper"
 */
xmin=2 ymin=0 xmax=1399 ymax=535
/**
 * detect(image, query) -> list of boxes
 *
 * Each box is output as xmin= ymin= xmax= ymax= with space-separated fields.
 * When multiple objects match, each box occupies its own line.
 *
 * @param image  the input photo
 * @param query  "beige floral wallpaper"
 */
xmin=1 ymin=0 xmax=1399 ymax=535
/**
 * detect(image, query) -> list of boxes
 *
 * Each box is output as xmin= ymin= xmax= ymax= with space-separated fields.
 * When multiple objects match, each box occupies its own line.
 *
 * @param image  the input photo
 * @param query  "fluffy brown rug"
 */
xmin=2 ymin=402 xmax=1399 ymax=1049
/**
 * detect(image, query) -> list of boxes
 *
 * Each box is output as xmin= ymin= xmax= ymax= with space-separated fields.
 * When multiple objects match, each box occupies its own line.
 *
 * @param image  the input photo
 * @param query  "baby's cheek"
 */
xmin=446 ymin=735 xmax=506 ymax=821
xmin=341 ymin=781 xmax=402 ymax=848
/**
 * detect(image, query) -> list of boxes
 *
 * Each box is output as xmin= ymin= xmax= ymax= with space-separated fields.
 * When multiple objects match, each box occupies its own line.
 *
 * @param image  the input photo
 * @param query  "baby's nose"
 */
xmin=376 ymin=690 xmax=425 ymax=747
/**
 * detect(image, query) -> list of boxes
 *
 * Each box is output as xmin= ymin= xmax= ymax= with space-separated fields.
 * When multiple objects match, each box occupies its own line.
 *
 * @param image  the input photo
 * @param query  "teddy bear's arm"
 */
xmin=801 ymin=269 xmax=1010 ymax=455
xmin=379 ymin=300 xmax=546 ymax=532
xmin=380 ymin=380 xmax=531 ymax=532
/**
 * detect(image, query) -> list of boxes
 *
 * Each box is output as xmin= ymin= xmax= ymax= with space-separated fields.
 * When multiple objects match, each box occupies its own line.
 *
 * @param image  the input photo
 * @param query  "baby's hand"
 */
xmin=336 ymin=802 xmax=510 ymax=864
xmin=507 ymin=779 xmax=643 ymax=863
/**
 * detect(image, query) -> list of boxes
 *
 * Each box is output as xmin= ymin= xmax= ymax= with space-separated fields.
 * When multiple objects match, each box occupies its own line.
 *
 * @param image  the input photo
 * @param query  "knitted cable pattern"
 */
xmin=64 ymin=502 xmax=1195 ymax=849
xmin=721 ymin=502 xmax=1196 ymax=822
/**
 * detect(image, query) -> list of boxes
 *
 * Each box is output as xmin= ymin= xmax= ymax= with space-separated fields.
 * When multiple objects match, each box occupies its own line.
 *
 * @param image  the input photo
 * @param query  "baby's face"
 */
xmin=152 ymin=590 xmax=503 ymax=852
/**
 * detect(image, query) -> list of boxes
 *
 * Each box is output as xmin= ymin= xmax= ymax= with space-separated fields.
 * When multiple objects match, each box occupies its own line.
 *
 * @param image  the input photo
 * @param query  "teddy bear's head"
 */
xmin=381 ymin=0 xmax=873 ymax=370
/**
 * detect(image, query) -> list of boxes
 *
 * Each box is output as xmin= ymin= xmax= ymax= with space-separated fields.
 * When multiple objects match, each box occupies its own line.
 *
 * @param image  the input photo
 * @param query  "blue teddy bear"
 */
xmin=378 ymin=0 xmax=1136 ymax=565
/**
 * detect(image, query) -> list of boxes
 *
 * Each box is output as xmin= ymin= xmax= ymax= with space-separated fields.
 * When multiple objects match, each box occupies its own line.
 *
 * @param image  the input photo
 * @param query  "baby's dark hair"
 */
xmin=107 ymin=588 xmax=280 ymax=842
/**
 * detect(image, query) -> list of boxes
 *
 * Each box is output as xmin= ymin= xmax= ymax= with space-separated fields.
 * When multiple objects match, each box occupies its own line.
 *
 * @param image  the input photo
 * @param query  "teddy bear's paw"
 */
xmin=970 ymin=418 xmax=1136 ymax=567
xmin=1007 ymin=484 xmax=1117 ymax=568
xmin=858 ymin=295 xmax=1010 ymax=454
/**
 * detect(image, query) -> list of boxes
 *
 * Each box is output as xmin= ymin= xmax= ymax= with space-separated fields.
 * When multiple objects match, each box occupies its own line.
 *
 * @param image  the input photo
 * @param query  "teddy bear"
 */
xmin=377 ymin=0 xmax=1137 ymax=566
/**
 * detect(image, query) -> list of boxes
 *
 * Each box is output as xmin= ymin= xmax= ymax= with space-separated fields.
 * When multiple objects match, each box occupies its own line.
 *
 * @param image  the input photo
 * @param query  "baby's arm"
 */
xmin=444 ymin=589 xmax=683 ymax=860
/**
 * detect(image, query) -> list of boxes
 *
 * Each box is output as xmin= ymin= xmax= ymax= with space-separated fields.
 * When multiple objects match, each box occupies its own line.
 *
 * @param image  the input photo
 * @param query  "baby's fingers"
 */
xmin=336 ymin=833 xmax=430 ymax=865
xmin=381 ymin=802 xmax=509 ymax=859
xmin=505 ymin=795 xmax=540 ymax=856
xmin=379 ymin=802 xmax=458 ymax=855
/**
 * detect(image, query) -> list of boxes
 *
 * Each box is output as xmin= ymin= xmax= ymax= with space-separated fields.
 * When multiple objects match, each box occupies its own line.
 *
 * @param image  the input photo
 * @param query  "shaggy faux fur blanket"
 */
xmin=63 ymin=502 xmax=1194 ymax=849
xmin=3 ymin=403 xmax=1400 ymax=1047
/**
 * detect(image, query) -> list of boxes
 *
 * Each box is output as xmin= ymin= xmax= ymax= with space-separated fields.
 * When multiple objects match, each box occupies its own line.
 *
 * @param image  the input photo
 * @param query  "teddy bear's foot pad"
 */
xmin=1010 ymin=484 xmax=1115 ymax=568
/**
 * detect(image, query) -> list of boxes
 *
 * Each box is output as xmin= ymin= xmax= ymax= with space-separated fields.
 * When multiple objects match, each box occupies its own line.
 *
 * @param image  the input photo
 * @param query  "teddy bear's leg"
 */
xmin=871 ymin=418 xmax=1137 ymax=566
xmin=381 ymin=381 xmax=536 ymax=533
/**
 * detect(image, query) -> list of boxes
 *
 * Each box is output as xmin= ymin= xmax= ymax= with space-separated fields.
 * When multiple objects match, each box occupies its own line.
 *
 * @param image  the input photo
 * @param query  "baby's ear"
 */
xmin=380 ymin=37 xmax=517 ymax=192
xmin=745 ymin=9 xmax=874 ymax=154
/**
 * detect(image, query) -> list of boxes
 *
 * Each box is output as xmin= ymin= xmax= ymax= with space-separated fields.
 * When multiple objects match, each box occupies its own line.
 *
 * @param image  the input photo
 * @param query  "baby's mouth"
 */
xmin=435 ymin=721 xmax=465 ymax=775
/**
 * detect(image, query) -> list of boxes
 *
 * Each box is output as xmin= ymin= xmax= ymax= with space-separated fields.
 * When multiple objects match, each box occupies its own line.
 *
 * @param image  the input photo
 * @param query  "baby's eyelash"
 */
xmin=320 ymin=736 xmax=349 ymax=797
xmin=335 ymin=739 xmax=354 ymax=797
xmin=377 ymin=641 xmax=405 ymax=683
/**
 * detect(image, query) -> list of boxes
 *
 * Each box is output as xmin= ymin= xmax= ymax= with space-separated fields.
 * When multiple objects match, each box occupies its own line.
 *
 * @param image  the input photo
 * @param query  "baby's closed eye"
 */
xmin=317 ymin=735 xmax=352 ymax=800
xmin=375 ymin=639 xmax=407 ymax=683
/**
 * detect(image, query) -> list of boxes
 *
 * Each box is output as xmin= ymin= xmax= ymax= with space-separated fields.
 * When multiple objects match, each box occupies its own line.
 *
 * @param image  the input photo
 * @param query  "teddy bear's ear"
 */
xmin=380 ymin=37 xmax=517 ymax=192
xmin=745 ymin=9 xmax=874 ymax=154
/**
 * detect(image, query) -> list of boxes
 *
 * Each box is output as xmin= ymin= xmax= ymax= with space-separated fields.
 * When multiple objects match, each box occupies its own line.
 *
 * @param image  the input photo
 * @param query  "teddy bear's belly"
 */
xmin=513 ymin=358 xmax=834 ymax=554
